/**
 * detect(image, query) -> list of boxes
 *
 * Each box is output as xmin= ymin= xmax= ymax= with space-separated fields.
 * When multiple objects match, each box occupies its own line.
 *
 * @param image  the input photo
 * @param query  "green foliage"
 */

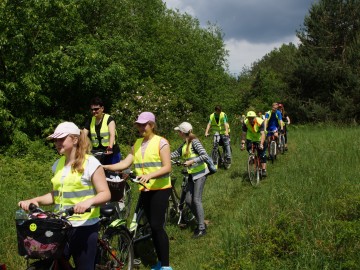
xmin=0 ymin=0 xmax=233 ymax=146
xmin=295 ymin=0 xmax=360 ymax=122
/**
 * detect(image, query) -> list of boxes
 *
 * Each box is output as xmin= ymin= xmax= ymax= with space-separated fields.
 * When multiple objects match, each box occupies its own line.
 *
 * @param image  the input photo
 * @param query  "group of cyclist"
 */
xmin=240 ymin=102 xmax=290 ymax=177
xmin=17 ymin=98 xmax=290 ymax=270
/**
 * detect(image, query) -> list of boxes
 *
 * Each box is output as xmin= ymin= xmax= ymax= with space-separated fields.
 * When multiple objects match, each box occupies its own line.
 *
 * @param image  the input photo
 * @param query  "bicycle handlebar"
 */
xmin=28 ymin=203 xmax=91 ymax=218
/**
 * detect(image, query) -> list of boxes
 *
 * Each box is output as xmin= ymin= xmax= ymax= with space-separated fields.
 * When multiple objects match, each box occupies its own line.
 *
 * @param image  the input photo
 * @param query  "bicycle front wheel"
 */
xmin=180 ymin=203 xmax=195 ymax=224
xmin=279 ymin=135 xmax=285 ymax=154
xmin=211 ymin=148 xmax=219 ymax=168
xmin=98 ymin=227 xmax=134 ymax=270
xmin=269 ymin=141 xmax=277 ymax=163
xmin=247 ymin=155 xmax=259 ymax=186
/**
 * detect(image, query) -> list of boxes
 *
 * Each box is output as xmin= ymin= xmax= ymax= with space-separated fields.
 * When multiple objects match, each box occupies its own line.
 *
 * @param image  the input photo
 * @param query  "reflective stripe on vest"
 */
xmin=245 ymin=117 xmax=264 ymax=142
xmin=51 ymin=155 xmax=99 ymax=221
xmin=210 ymin=112 xmax=226 ymax=134
xmin=182 ymin=143 xmax=207 ymax=178
xmin=133 ymin=135 xmax=171 ymax=191
xmin=90 ymin=114 xmax=116 ymax=147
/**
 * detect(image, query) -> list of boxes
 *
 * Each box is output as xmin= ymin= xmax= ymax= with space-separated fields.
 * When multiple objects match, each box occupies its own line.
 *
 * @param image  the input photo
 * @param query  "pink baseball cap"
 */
xmin=135 ymin=112 xmax=156 ymax=124
xmin=47 ymin=122 xmax=80 ymax=139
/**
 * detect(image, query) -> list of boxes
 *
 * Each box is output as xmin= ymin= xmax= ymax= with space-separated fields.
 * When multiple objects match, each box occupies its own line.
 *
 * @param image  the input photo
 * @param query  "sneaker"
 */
xmin=160 ymin=267 xmax=173 ymax=270
xmin=193 ymin=228 xmax=207 ymax=238
xmin=262 ymin=169 xmax=267 ymax=177
xmin=151 ymin=261 xmax=162 ymax=270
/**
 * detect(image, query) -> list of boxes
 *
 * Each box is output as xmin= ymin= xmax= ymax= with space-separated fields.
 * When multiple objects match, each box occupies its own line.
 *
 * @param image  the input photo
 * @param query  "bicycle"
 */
xmin=93 ymin=150 xmax=132 ymax=220
xmin=210 ymin=133 xmax=231 ymax=169
xmin=167 ymin=160 xmax=195 ymax=226
xmin=267 ymin=132 xmax=277 ymax=164
xmin=246 ymin=143 xmax=263 ymax=186
xmin=278 ymin=131 xmax=286 ymax=155
xmin=16 ymin=203 xmax=134 ymax=269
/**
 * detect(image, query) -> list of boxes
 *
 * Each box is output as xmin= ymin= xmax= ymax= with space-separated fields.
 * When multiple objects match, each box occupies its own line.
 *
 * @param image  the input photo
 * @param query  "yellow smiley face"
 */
xmin=29 ymin=223 xmax=37 ymax=232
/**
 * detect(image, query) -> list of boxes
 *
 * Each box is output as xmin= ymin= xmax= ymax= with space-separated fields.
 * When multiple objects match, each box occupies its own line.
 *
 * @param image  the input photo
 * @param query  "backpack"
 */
xmin=203 ymin=154 xmax=217 ymax=175
xmin=190 ymin=141 xmax=217 ymax=175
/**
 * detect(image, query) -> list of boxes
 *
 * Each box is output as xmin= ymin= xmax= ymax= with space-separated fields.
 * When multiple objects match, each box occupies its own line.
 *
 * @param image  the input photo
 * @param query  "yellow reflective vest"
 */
xmin=209 ymin=112 xmax=227 ymax=134
xmin=245 ymin=117 xmax=264 ymax=142
xmin=133 ymin=135 xmax=171 ymax=191
xmin=90 ymin=114 xmax=116 ymax=147
xmin=182 ymin=143 xmax=207 ymax=178
xmin=51 ymin=155 xmax=100 ymax=222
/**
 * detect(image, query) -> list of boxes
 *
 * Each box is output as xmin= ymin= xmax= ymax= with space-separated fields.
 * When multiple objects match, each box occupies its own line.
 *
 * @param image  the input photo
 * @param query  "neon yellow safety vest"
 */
xmin=245 ymin=117 xmax=264 ymax=142
xmin=209 ymin=112 xmax=227 ymax=134
xmin=90 ymin=114 xmax=116 ymax=147
xmin=133 ymin=135 xmax=171 ymax=191
xmin=182 ymin=143 xmax=207 ymax=177
xmin=51 ymin=155 xmax=100 ymax=222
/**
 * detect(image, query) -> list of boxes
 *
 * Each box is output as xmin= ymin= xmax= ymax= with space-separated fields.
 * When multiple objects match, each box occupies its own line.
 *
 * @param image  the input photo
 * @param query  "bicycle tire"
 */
xmin=167 ymin=188 xmax=180 ymax=223
xmin=133 ymin=209 xmax=152 ymax=244
xmin=269 ymin=141 xmax=277 ymax=164
xmin=122 ymin=182 xmax=132 ymax=220
xmin=180 ymin=203 xmax=195 ymax=224
xmin=279 ymin=135 xmax=285 ymax=154
xmin=256 ymin=158 xmax=262 ymax=183
xmin=97 ymin=227 xmax=134 ymax=270
xmin=247 ymin=155 xmax=259 ymax=186
xmin=211 ymin=148 xmax=219 ymax=168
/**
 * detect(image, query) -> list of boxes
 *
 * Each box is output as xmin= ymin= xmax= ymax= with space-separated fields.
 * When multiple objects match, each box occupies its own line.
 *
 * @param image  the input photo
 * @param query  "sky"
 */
xmin=163 ymin=0 xmax=316 ymax=76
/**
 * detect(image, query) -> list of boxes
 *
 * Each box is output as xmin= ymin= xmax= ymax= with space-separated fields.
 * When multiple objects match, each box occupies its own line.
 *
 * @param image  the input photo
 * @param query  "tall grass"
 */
xmin=1 ymin=125 xmax=360 ymax=269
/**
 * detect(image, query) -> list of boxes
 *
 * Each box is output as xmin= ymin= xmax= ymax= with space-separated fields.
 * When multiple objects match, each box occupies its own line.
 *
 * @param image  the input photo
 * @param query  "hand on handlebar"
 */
xmin=18 ymin=200 xmax=39 ymax=211
xmin=259 ymin=144 xmax=264 ymax=150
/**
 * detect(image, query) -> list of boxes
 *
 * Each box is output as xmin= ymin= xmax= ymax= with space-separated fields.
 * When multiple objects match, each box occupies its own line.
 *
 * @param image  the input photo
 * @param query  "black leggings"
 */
xmin=141 ymin=188 xmax=171 ymax=266
xmin=64 ymin=222 xmax=99 ymax=270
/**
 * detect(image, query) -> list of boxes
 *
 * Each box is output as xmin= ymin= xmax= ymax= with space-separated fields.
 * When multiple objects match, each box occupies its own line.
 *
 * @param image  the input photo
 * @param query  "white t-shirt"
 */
xmin=52 ymin=155 xmax=102 ymax=227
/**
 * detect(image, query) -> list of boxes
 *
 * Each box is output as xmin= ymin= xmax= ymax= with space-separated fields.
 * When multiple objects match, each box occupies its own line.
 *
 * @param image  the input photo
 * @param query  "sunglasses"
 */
xmin=91 ymin=107 xmax=101 ymax=112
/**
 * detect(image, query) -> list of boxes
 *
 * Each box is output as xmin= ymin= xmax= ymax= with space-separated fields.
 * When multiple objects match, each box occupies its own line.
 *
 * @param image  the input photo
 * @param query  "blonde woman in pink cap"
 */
xmin=18 ymin=121 xmax=111 ymax=269
xmin=104 ymin=112 xmax=173 ymax=270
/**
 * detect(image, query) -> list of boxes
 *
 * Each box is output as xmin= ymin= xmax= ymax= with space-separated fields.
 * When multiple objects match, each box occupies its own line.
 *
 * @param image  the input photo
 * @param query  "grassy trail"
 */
xmin=2 ymin=125 xmax=360 ymax=269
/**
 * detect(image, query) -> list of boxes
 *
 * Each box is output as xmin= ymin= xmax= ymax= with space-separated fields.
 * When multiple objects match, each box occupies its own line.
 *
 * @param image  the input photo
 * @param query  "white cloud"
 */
xmin=224 ymin=35 xmax=300 ymax=76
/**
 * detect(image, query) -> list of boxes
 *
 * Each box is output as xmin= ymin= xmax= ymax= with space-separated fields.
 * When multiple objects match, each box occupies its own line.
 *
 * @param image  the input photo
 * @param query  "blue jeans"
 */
xmin=213 ymin=134 xmax=231 ymax=162
xmin=186 ymin=175 xmax=207 ymax=230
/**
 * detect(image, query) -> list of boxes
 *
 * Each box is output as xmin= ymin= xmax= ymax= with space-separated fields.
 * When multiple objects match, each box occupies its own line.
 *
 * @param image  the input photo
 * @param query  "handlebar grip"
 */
xmin=29 ymin=203 xmax=38 ymax=212
xmin=65 ymin=207 xmax=91 ymax=216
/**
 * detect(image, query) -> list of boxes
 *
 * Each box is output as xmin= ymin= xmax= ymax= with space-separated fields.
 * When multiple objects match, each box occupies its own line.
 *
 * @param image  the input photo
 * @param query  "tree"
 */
xmin=296 ymin=0 xmax=360 ymax=122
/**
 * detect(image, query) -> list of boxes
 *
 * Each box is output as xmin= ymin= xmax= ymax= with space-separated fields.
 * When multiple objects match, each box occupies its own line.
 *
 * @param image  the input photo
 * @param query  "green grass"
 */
xmin=1 ymin=124 xmax=360 ymax=269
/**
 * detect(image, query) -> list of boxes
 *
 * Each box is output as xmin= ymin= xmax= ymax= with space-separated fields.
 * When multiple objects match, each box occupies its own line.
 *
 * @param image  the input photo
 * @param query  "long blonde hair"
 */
xmin=185 ymin=132 xmax=197 ymax=157
xmin=70 ymin=130 xmax=91 ymax=173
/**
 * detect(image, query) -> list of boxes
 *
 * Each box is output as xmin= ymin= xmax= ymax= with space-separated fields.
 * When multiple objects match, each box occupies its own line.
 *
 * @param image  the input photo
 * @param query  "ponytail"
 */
xmin=71 ymin=130 xmax=91 ymax=173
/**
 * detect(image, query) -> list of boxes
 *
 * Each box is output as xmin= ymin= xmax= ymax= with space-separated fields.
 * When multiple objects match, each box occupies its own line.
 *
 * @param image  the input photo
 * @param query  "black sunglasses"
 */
xmin=91 ymin=107 xmax=101 ymax=111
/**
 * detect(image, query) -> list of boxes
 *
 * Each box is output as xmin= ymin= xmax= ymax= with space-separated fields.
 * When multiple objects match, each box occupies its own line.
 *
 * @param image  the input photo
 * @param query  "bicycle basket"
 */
xmin=106 ymin=171 xmax=126 ymax=201
xmin=16 ymin=218 xmax=71 ymax=259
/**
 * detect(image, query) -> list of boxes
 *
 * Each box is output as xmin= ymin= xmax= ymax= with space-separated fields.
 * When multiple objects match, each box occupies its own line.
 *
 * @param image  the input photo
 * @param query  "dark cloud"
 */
xmin=167 ymin=0 xmax=316 ymax=43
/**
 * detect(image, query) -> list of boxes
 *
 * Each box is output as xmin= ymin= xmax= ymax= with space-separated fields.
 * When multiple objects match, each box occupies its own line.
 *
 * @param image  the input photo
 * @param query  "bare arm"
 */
xmin=83 ymin=128 xmax=89 ymax=137
xmin=286 ymin=116 xmax=291 ymax=125
xmin=74 ymin=166 xmax=111 ymax=213
xmin=205 ymin=123 xmax=211 ymax=136
xmin=107 ymin=120 xmax=116 ymax=152
xmin=103 ymin=153 xmax=134 ymax=171
xmin=18 ymin=192 xmax=54 ymax=211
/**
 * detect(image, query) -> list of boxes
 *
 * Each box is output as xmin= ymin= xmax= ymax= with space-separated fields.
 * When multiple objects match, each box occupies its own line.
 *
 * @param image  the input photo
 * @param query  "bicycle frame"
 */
xmin=168 ymin=167 xmax=194 ymax=226
xmin=210 ymin=134 xmax=230 ymax=169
